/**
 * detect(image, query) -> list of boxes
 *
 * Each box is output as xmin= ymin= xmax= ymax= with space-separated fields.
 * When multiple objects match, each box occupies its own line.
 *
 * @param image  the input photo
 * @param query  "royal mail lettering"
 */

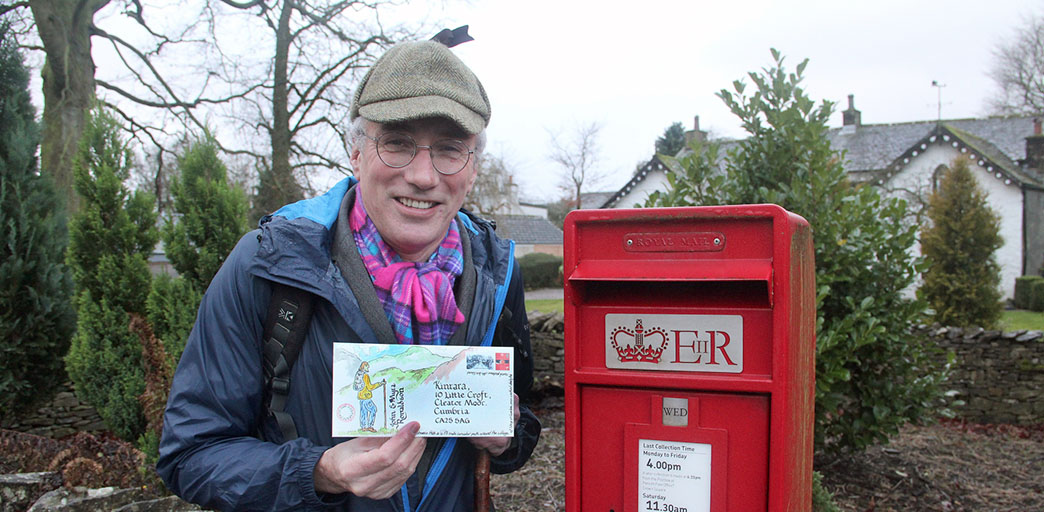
xmin=624 ymin=232 xmax=726 ymax=253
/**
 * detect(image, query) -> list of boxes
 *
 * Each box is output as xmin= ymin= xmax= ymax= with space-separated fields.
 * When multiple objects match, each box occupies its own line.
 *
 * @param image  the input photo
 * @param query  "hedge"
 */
xmin=518 ymin=252 xmax=562 ymax=290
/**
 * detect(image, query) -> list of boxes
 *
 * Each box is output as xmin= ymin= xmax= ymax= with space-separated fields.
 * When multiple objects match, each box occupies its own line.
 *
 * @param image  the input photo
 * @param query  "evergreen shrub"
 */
xmin=0 ymin=22 xmax=75 ymax=417
xmin=146 ymin=273 xmax=201 ymax=369
xmin=1030 ymin=279 xmax=1044 ymax=312
xmin=161 ymin=136 xmax=249 ymax=289
xmin=1014 ymin=275 xmax=1044 ymax=310
xmin=151 ymin=136 xmax=248 ymax=370
xmin=920 ymin=158 xmax=1003 ymax=328
xmin=518 ymin=252 xmax=562 ymax=289
xmin=811 ymin=471 xmax=840 ymax=512
xmin=65 ymin=107 xmax=158 ymax=442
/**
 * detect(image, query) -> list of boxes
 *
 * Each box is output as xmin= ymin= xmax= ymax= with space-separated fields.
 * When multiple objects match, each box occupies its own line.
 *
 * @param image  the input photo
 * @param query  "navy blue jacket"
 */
xmin=157 ymin=179 xmax=539 ymax=511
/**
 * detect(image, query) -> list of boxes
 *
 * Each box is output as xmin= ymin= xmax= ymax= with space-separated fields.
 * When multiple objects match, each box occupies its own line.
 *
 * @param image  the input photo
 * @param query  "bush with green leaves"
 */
xmin=161 ymin=136 xmax=250 ymax=290
xmin=1013 ymin=275 xmax=1043 ymax=309
xmin=646 ymin=49 xmax=946 ymax=454
xmin=811 ymin=471 xmax=840 ymax=512
xmin=150 ymin=136 xmax=248 ymax=368
xmin=518 ymin=252 xmax=563 ymax=289
xmin=146 ymin=273 xmax=202 ymax=370
xmin=1031 ymin=279 xmax=1044 ymax=312
xmin=0 ymin=22 xmax=75 ymax=417
xmin=920 ymin=158 xmax=1004 ymax=328
xmin=65 ymin=107 xmax=158 ymax=441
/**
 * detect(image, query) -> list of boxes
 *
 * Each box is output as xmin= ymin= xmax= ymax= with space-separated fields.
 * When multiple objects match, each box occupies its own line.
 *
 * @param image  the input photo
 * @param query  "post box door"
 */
xmin=579 ymin=386 xmax=769 ymax=512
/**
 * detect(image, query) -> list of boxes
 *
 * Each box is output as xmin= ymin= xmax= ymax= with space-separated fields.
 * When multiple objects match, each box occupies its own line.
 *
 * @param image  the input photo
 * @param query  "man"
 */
xmin=157 ymin=39 xmax=540 ymax=511
xmin=355 ymin=362 xmax=384 ymax=433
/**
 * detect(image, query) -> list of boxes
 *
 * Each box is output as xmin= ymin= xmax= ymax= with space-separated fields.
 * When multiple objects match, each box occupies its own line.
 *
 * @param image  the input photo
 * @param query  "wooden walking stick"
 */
xmin=474 ymin=450 xmax=491 ymax=512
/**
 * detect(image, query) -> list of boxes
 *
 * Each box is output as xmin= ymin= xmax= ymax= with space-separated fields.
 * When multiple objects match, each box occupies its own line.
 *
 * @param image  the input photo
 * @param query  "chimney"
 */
xmin=842 ymin=94 xmax=861 ymax=127
xmin=683 ymin=115 xmax=708 ymax=144
xmin=1026 ymin=118 xmax=1044 ymax=171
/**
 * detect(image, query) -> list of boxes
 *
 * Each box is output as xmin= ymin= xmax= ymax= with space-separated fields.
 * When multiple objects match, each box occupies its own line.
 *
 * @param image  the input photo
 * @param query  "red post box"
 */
xmin=564 ymin=205 xmax=815 ymax=512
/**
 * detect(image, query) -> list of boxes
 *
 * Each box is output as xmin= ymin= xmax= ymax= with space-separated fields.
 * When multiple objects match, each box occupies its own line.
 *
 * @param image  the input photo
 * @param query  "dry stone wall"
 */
xmin=0 ymin=384 xmax=106 ymax=439
xmin=925 ymin=326 xmax=1044 ymax=425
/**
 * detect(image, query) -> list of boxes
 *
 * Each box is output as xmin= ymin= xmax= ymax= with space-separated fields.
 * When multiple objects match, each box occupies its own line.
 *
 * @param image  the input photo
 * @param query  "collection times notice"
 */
xmin=638 ymin=439 xmax=712 ymax=512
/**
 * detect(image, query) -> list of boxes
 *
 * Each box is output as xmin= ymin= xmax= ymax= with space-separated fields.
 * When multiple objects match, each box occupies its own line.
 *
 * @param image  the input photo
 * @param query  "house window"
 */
xmin=932 ymin=164 xmax=948 ymax=193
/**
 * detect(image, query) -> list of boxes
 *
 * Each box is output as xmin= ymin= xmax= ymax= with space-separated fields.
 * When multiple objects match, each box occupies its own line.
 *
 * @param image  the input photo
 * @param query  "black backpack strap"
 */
xmin=262 ymin=282 xmax=316 ymax=442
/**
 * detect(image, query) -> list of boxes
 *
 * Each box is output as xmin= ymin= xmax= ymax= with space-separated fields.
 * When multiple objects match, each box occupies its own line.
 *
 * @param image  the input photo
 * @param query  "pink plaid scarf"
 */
xmin=349 ymin=193 xmax=465 ymax=345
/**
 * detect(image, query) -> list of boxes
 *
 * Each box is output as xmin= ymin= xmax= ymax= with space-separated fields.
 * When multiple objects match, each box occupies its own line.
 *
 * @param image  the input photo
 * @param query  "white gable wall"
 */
xmin=886 ymin=143 xmax=1023 ymax=299
xmin=612 ymin=169 xmax=670 ymax=209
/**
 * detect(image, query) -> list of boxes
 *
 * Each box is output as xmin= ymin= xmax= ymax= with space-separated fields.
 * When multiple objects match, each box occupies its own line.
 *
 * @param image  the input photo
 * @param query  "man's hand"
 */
xmin=314 ymin=421 xmax=426 ymax=499
xmin=468 ymin=393 xmax=520 ymax=456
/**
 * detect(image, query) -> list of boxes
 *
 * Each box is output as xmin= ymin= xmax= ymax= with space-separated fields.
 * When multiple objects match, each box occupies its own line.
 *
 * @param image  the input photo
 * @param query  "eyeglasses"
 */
xmin=366 ymin=132 xmax=475 ymax=175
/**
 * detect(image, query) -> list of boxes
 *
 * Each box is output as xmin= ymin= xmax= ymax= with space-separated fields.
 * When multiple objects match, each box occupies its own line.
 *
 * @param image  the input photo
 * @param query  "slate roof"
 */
xmin=829 ymin=116 xmax=1043 ymax=183
xmin=490 ymin=215 xmax=563 ymax=245
xmin=603 ymin=115 xmax=1044 ymax=207
xmin=579 ymin=191 xmax=615 ymax=209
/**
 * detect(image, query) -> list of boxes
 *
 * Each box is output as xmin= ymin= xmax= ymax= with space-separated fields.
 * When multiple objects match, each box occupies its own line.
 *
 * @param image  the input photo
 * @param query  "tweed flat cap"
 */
xmin=350 ymin=41 xmax=490 ymax=135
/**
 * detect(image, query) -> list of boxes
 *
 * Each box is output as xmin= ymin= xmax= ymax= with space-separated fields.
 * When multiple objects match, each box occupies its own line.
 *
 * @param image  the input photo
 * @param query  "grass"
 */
xmin=524 ymin=298 xmax=564 ymax=314
xmin=999 ymin=309 xmax=1044 ymax=331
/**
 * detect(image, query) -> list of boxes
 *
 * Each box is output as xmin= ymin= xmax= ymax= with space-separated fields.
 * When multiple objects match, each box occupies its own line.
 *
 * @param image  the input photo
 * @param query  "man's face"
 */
xmin=350 ymin=118 xmax=479 ymax=262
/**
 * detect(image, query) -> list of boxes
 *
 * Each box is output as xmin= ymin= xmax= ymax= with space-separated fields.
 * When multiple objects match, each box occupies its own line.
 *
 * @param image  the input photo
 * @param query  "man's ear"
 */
xmin=349 ymin=144 xmax=362 ymax=173
xmin=465 ymin=161 xmax=479 ymax=193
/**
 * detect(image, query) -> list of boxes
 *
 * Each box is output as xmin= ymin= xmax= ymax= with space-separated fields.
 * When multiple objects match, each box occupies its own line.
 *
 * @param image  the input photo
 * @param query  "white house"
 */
xmin=601 ymin=100 xmax=1044 ymax=299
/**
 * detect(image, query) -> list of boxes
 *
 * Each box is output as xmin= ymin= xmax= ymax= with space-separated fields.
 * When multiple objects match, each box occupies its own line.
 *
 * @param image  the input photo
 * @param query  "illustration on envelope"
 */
xmin=332 ymin=343 xmax=515 ymax=438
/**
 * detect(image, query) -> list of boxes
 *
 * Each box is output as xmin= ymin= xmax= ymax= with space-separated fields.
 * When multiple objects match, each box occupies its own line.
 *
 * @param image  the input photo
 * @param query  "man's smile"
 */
xmin=397 ymin=197 xmax=436 ymax=209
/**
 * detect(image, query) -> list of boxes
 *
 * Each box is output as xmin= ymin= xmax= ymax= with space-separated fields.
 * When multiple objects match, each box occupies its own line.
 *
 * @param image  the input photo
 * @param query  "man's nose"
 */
xmin=402 ymin=146 xmax=439 ymax=188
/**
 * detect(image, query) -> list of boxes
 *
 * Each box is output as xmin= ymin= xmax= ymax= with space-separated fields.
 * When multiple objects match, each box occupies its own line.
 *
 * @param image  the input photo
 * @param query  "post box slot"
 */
xmin=572 ymin=280 xmax=772 ymax=309
xmin=568 ymin=258 xmax=773 ymax=306
xmin=568 ymin=258 xmax=771 ymax=282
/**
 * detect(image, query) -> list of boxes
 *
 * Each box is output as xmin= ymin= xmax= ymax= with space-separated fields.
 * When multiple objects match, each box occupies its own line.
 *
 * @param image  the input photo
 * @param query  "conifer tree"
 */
xmin=647 ymin=50 xmax=945 ymax=453
xmin=0 ymin=21 xmax=75 ymax=417
xmin=920 ymin=158 xmax=1003 ymax=327
xmin=162 ymin=136 xmax=250 ymax=290
xmin=151 ymin=135 xmax=248 ymax=366
xmin=655 ymin=121 xmax=687 ymax=157
xmin=65 ymin=106 xmax=158 ymax=441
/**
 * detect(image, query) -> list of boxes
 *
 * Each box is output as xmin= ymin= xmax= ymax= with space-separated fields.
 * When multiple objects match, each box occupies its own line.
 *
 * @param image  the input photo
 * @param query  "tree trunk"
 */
xmin=267 ymin=0 xmax=301 ymax=205
xmin=28 ymin=0 xmax=109 ymax=214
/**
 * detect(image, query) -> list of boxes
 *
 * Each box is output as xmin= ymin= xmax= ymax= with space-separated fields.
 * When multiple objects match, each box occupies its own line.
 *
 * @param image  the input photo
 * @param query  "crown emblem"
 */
xmin=610 ymin=319 xmax=669 ymax=363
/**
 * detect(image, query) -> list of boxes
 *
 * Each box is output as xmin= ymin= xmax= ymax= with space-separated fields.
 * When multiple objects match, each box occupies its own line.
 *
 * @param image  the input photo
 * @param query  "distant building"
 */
xmin=602 ymin=100 xmax=1044 ymax=299
xmin=519 ymin=201 xmax=549 ymax=219
xmin=490 ymin=214 xmax=563 ymax=258
xmin=579 ymin=191 xmax=614 ymax=210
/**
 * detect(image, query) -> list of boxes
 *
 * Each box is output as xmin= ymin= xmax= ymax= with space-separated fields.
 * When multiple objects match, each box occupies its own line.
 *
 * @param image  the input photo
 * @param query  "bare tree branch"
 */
xmin=989 ymin=15 xmax=1044 ymax=115
xmin=548 ymin=122 xmax=606 ymax=209
xmin=219 ymin=0 xmax=267 ymax=9
xmin=97 ymin=78 xmax=262 ymax=110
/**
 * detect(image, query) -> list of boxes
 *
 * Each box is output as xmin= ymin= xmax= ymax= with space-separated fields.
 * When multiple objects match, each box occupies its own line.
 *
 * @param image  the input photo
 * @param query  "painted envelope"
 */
xmin=331 ymin=343 xmax=515 ymax=437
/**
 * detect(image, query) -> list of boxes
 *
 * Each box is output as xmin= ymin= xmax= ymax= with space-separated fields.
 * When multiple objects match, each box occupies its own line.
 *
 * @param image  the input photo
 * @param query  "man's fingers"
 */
xmin=368 ymin=422 xmax=425 ymax=476
xmin=378 ymin=421 xmax=420 ymax=454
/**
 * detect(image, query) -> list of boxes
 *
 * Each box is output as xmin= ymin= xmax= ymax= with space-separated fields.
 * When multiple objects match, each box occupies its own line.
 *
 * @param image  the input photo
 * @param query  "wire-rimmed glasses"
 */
xmin=366 ymin=132 xmax=474 ymax=175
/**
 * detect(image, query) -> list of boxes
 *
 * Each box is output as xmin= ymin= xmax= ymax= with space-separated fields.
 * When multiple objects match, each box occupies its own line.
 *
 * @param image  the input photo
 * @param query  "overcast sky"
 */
xmin=70 ymin=0 xmax=1044 ymax=202
xmin=431 ymin=0 xmax=1043 ymax=201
